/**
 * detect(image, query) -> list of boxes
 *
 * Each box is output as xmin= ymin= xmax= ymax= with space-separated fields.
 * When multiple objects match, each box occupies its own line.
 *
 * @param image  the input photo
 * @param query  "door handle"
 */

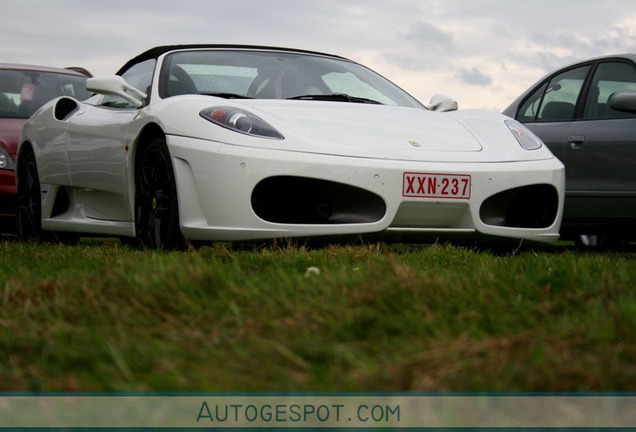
xmin=568 ymin=135 xmax=585 ymax=149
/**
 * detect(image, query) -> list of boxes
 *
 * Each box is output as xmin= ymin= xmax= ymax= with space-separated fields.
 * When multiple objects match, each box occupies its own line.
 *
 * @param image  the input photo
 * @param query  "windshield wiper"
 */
xmin=287 ymin=93 xmax=383 ymax=104
xmin=201 ymin=92 xmax=253 ymax=99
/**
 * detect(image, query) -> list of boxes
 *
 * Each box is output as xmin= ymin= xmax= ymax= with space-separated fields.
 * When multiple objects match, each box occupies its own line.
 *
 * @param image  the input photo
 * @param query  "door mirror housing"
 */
xmin=609 ymin=90 xmax=636 ymax=112
xmin=86 ymin=75 xmax=147 ymax=108
xmin=427 ymin=94 xmax=458 ymax=112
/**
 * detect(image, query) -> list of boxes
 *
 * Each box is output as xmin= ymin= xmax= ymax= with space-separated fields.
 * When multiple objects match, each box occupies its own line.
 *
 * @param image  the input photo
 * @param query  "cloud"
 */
xmin=403 ymin=21 xmax=453 ymax=48
xmin=458 ymin=67 xmax=492 ymax=86
xmin=381 ymin=21 xmax=454 ymax=71
xmin=3 ymin=0 xmax=636 ymax=111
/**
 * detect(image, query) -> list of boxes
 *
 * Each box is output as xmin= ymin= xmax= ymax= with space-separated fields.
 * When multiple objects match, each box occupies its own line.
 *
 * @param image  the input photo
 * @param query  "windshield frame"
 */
xmin=158 ymin=48 xmax=424 ymax=108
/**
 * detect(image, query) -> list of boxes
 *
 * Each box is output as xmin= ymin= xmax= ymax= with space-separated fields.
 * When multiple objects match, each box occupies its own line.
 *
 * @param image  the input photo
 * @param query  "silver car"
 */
xmin=503 ymin=54 xmax=636 ymax=247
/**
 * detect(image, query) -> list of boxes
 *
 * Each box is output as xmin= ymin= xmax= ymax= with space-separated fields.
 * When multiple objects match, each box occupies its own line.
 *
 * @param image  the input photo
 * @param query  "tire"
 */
xmin=134 ymin=137 xmax=184 ymax=250
xmin=16 ymin=149 xmax=43 ymax=241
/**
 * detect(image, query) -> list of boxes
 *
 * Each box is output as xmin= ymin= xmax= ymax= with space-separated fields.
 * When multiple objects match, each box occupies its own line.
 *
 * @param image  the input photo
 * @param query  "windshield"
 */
xmin=160 ymin=49 xmax=424 ymax=108
xmin=0 ymin=69 xmax=91 ymax=119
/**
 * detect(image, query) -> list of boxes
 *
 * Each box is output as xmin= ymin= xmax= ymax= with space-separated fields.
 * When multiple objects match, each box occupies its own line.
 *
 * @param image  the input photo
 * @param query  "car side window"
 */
xmin=517 ymin=65 xmax=589 ymax=122
xmin=101 ymin=59 xmax=156 ymax=108
xmin=582 ymin=61 xmax=636 ymax=119
xmin=517 ymin=82 xmax=547 ymax=122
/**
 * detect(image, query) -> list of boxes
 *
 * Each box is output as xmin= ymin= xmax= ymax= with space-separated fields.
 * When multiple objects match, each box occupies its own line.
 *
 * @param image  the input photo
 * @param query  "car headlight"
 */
xmin=200 ymin=106 xmax=284 ymax=139
xmin=505 ymin=119 xmax=543 ymax=150
xmin=0 ymin=146 xmax=15 ymax=170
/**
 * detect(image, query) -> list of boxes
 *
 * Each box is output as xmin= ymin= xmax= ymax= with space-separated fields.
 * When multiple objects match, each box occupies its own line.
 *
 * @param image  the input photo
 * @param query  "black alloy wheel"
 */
xmin=16 ymin=149 xmax=43 ymax=241
xmin=135 ymin=137 xmax=184 ymax=249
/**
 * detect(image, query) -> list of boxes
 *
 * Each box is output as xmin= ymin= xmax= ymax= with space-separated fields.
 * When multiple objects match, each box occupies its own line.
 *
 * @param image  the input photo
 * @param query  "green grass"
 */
xmin=1 ymin=237 xmax=636 ymax=391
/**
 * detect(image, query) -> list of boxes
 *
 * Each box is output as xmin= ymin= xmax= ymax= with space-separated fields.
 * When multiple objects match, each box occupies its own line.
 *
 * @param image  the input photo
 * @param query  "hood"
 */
xmin=241 ymin=101 xmax=484 ymax=161
xmin=258 ymin=101 xmax=482 ymax=151
xmin=156 ymin=96 xmax=555 ymax=163
xmin=0 ymin=118 xmax=25 ymax=155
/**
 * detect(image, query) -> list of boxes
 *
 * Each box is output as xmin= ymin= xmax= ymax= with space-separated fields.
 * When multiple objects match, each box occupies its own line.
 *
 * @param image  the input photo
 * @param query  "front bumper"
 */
xmin=167 ymin=135 xmax=565 ymax=244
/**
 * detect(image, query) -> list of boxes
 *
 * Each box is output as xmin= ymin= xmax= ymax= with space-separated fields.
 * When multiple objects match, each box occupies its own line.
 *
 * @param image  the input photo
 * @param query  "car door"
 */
xmin=515 ymin=64 xmax=591 ymax=162
xmin=562 ymin=60 xmax=636 ymax=218
xmin=65 ymin=58 xmax=156 ymax=222
xmin=65 ymin=104 xmax=136 ymax=221
xmin=514 ymin=64 xmax=593 ymax=220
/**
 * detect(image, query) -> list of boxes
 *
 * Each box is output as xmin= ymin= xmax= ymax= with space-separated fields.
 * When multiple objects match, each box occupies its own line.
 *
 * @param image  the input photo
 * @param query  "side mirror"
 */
xmin=86 ymin=75 xmax=147 ymax=108
xmin=427 ymin=94 xmax=458 ymax=112
xmin=609 ymin=90 xmax=636 ymax=112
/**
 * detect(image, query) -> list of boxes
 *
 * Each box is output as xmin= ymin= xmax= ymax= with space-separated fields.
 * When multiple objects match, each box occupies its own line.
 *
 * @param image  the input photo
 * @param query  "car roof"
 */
xmin=117 ymin=44 xmax=349 ymax=75
xmin=530 ymin=54 xmax=636 ymax=83
xmin=526 ymin=54 xmax=636 ymax=86
xmin=554 ymin=53 xmax=636 ymax=69
xmin=0 ymin=62 xmax=89 ymax=76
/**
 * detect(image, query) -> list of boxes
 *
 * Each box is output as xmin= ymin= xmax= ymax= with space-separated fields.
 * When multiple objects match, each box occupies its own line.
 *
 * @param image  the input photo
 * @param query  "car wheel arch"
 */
xmin=132 ymin=123 xmax=166 ymax=166
xmin=16 ymin=143 xmax=42 ymax=241
xmin=17 ymin=140 xmax=35 ymax=158
xmin=132 ymin=133 xmax=184 ymax=249
xmin=128 ymin=123 xmax=166 ymax=196
xmin=126 ymin=123 xmax=166 ymax=220
xmin=16 ymin=141 xmax=36 ymax=179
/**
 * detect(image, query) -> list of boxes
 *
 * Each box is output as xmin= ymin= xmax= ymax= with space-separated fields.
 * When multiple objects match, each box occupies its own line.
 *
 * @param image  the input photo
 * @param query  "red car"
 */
xmin=0 ymin=64 xmax=91 ymax=232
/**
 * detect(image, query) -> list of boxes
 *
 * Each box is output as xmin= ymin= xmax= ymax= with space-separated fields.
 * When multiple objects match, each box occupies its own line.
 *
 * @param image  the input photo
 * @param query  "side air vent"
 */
xmin=54 ymin=98 xmax=79 ymax=121
xmin=50 ymin=187 xmax=71 ymax=218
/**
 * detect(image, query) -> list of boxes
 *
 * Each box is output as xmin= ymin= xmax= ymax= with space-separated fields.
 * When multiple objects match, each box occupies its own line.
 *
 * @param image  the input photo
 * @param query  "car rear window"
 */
xmin=0 ymin=69 xmax=91 ymax=119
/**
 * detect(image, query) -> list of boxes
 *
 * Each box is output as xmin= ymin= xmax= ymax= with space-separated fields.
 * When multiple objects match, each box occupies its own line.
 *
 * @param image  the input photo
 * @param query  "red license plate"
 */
xmin=402 ymin=172 xmax=471 ymax=199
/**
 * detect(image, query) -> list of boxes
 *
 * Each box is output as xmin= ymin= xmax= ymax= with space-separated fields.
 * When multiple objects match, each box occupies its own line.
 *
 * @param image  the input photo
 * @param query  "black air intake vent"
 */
xmin=251 ymin=176 xmax=386 ymax=225
xmin=480 ymin=184 xmax=559 ymax=229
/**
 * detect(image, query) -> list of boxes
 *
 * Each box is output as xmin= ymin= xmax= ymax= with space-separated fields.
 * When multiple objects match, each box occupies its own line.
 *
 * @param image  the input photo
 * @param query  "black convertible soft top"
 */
xmin=116 ymin=44 xmax=346 ymax=75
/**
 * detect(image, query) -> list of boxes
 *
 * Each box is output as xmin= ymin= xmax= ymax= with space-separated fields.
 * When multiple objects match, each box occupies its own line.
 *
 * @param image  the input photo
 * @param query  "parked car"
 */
xmin=0 ymin=64 xmax=91 ymax=232
xmin=17 ymin=45 xmax=564 ymax=249
xmin=503 ymin=54 xmax=636 ymax=247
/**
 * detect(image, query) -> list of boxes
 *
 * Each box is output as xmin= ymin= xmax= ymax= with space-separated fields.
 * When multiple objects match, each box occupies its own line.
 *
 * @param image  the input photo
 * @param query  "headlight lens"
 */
xmin=0 ymin=146 xmax=15 ymax=170
xmin=200 ymin=106 xmax=284 ymax=139
xmin=505 ymin=119 xmax=543 ymax=150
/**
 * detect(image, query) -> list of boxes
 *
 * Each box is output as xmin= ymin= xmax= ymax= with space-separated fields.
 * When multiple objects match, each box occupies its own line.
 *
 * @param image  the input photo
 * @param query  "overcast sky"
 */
xmin=3 ymin=0 xmax=636 ymax=112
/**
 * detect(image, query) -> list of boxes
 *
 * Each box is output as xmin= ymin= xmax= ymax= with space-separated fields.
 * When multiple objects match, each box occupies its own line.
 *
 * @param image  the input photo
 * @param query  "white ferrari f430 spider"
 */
xmin=17 ymin=45 xmax=564 ymax=248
